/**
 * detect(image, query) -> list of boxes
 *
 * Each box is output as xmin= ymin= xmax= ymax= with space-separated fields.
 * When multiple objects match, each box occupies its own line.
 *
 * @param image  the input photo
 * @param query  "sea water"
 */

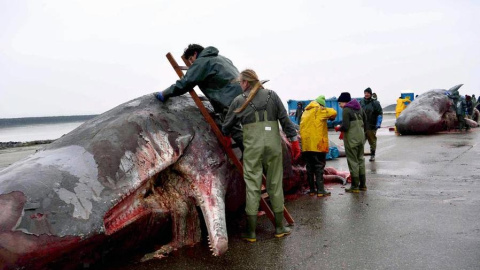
xmin=0 ymin=121 xmax=85 ymax=142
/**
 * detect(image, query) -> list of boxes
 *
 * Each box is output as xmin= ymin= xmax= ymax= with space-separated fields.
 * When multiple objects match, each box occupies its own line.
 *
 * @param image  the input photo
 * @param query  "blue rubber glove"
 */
xmin=376 ymin=115 xmax=383 ymax=129
xmin=153 ymin=91 xmax=167 ymax=102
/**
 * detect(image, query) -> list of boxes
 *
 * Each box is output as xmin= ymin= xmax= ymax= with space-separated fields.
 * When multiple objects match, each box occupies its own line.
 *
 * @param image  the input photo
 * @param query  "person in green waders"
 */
xmin=335 ymin=92 xmax=368 ymax=193
xmin=222 ymin=69 xmax=301 ymax=242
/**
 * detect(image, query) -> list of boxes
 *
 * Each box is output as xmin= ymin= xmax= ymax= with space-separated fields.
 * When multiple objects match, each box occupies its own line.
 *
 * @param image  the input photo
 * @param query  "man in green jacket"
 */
xmin=154 ymin=44 xmax=244 ymax=151
xmin=360 ymin=87 xmax=383 ymax=161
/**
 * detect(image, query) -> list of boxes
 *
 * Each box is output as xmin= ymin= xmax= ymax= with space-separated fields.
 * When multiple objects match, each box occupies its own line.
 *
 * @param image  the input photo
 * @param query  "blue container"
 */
xmin=287 ymin=98 xmax=344 ymax=127
xmin=287 ymin=100 xmax=309 ymax=125
xmin=401 ymin=92 xmax=415 ymax=101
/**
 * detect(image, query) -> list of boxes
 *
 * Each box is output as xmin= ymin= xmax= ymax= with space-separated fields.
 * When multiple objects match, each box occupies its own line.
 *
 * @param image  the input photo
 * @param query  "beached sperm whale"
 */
xmin=0 ymin=95 xmax=244 ymax=268
xmin=0 ymin=94 xmax=349 ymax=269
xmin=396 ymin=84 xmax=477 ymax=135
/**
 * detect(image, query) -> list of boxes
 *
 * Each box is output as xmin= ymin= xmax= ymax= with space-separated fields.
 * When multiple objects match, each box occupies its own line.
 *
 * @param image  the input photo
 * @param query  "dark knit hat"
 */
xmin=338 ymin=92 xmax=351 ymax=102
xmin=364 ymin=87 xmax=372 ymax=94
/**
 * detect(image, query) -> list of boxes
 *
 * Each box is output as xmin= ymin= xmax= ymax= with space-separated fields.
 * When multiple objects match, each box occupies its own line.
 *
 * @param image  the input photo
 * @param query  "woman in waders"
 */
xmin=335 ymin=92 xmax=367 ymax=193
xmin=222 ymin=69 xmax=301 ymax=242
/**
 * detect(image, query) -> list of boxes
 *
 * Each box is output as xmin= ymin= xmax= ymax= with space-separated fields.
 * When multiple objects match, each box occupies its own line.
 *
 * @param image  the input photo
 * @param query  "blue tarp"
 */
xmin=326 ymin=146 xmax=339 ymax=160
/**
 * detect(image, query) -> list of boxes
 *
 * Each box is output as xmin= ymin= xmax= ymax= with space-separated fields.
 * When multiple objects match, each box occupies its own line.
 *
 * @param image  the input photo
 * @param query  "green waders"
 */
xmin=242 ymin=110 xmax=290 ymax=238
xmin=344 ymin=113 xmax=366 ymax=193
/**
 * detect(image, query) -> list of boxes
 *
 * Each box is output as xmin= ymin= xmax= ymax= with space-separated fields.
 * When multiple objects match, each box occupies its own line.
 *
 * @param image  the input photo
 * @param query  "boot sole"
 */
xmin=274 ymin=231 xmax=292 ymax=238
xmin=242 ymin=237 xmax=256 ymax=242
xmin=345 ymin=189 xmax=360 ymax=193
xmin=317 ymin=193 xmax=331 ymax=197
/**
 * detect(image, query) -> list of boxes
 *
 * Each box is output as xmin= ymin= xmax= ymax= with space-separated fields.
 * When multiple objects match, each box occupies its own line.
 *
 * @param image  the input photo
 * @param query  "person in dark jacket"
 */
xmin=456 ymin=96 xmax=469 ymax=131
xmin=154 ymin=44 xmax=244 ymax=151
xmin=360 ymin=87 xmax=383 ymax=161
xmin=447 ymin=88 xmax=469 ymax=131
xmin=465 ymin=95 xmax=474 ymax=119
xmin=335 ymin=92 xmax=367 ymax=193
xmin=223 ymin=69 xmax=301 ymax=242
xmin=295 ymin=102 xmax=304 ymax=124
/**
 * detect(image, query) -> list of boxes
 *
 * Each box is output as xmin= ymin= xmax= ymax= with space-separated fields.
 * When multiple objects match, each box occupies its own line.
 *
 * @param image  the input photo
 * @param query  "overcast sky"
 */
xmin=1 ymin=0 xmax=479 ymax=118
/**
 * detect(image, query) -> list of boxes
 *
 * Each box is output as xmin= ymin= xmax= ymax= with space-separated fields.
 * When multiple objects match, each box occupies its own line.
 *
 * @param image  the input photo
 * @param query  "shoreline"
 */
xmin=0 ymin=140 xmax=54 ymax=150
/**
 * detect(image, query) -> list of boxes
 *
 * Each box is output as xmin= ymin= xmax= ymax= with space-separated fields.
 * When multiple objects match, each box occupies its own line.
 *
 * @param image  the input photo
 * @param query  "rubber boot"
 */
xmin=241 ymin=215 xmax=257 ymax=242
xmin=345 ymin=176 xmax=360 ymax=193
xmin=315 ymin=170 xmax=331 ymax=197
xmin=274 ymin=212 xmax=291 ymax=238
xmin=359 ymin=174 xmax=367 ymax=191
xmin=307 ymin=171 xmax=316 ymax=196
xmin=369 ymin=150 xmax=375 ymax=162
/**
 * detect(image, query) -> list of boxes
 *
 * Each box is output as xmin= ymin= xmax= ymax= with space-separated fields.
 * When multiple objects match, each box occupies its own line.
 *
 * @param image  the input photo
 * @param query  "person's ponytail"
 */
xmin=235 ymin=69 xmax=264 ymax=113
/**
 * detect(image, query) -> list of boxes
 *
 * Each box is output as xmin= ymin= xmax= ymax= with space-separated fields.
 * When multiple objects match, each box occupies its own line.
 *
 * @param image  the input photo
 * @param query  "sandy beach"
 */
xmin=0 ymin=144 xmax=47 ymax=170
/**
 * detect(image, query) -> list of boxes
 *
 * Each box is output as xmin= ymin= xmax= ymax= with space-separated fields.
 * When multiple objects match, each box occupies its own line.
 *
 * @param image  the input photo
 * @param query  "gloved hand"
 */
xmin=334 ymin=125 xmax=341 ymax=132
xmin=290 ymin=140 xmax=301 ymax=161
xmin=223 ymin=136 xmax=232 ymax=149
xmin=339 ymin=131 xmax=344 ymax=140
xmin=376 ymin=115 xmax=383 ymax=129
xmin=153 ymin=91 xmax=167 ymax=102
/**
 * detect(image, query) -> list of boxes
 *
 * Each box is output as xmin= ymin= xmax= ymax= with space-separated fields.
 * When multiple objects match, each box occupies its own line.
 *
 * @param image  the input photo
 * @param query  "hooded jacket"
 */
xmin=299 ymin=101 xmax=337 ymax=153
xmin=340 ymin=99 xmax=366 ymax=147
xmin=163 ymin=46 xmax=242 ymax=114
xmin=360 ymin=97 xmax=383 ymax=130
xmin=395 ymin=97 xmax=411 ymax=114
xmin=456 ymin=96 xmax=467 ymax=116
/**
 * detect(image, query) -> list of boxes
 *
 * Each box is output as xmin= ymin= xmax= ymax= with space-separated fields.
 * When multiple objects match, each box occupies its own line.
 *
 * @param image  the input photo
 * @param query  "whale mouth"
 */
xmin=209 ymin=235 xmax=228 ymax=256
xmin=103 ymin=175 xmax=155 ymax=235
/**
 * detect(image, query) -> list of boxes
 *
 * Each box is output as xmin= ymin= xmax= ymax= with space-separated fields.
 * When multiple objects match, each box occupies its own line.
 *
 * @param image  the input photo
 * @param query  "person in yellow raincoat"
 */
xmin=299 ymin=96 xmax=337 ymax=197
xmin=395 ymin=96 xmax=411 ymax=118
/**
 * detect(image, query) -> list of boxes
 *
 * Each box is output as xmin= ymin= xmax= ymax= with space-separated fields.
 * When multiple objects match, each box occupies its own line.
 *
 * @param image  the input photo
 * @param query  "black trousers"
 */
xmin=302 ymin=151 xmax=327 ymax=193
